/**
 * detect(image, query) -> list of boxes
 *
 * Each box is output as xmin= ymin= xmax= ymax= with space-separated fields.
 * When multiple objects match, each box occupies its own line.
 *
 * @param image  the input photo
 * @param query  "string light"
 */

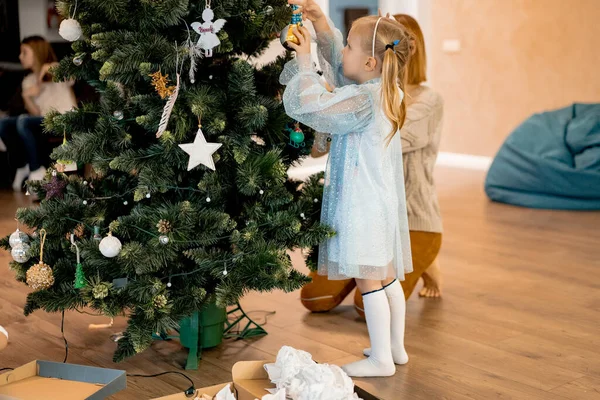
xmin=57 ymin=219 xmax=281 ymax=284
xmin=163 ymin=253 xmax=246 ymax=280
xmin=78 ymin=185 xmax=211 ymax=203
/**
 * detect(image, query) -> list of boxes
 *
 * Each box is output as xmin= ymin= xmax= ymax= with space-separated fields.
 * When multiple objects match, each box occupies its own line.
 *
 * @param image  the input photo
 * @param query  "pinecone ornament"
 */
xmin=66 ymin=224 xmax=86 ymax=241
xmin=92 ymin=283 xmax=110 ymax=299
xmin=74 ymin=224 xmax=85 ymax=238
xmin=133 ymin=340 xmax=150 ymax=354
xmin=181 ymin=201 xmax=192 ymax=212
xmin=153 ymin=294 xmax=168 ymax=308
xmin=156 ymin=219 xmax=172 ymax=234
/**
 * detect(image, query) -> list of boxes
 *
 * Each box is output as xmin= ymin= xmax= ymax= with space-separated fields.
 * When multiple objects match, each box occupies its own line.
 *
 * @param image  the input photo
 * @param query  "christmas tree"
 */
xmin=0 ymin=0 xmax=331 ymax=362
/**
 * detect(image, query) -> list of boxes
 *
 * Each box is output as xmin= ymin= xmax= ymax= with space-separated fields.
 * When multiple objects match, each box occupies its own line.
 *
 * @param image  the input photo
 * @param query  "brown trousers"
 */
xmin=352 ymin=230 xmax=442 ymax=315
xmin=399 ymin=230 xmax=442 ymax=299
xmin=300 ymin=230 xmax=442 ymax=313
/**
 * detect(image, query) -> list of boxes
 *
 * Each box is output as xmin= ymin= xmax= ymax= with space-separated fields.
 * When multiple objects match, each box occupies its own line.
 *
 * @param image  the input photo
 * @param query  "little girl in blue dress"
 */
xmin=281 ymin=2 xmax=413 ymax=378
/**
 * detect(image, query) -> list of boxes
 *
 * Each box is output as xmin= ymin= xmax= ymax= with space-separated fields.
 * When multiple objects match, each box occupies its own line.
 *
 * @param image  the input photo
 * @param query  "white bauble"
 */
xmin=59 ymin=19 xmax=83 ymax=42
xmin=9 ymin=228 xmax=29 ymax=248
xmin=99 ymin=233 xmax=122 ymax=258
xmin=11 ymin=242 xmax=31 ymax=263
xmin=0 ymin=325 xmax=7 ymax=351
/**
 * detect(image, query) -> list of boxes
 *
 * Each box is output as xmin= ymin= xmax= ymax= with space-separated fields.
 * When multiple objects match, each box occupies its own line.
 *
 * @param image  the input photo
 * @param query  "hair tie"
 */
xmin=385 ymin=39 xmax=400 ymax=51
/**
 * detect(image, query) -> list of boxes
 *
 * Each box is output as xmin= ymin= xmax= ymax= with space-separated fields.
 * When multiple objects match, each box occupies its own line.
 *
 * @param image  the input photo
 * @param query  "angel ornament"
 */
xmin=192 ymin=2 xmax=226 ymax=57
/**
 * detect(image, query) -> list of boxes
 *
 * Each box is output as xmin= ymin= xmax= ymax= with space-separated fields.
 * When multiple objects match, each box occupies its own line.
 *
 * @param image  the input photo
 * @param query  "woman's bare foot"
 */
xmin=419 ymin=258 xmax=442 ymax=298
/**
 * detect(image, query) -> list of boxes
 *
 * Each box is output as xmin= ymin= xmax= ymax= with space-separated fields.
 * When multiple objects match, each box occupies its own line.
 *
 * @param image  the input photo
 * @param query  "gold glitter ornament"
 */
xmin=26 ymin=229 xmax=55 ymax=291
xmin=149 ymin=71 xmax=176 ymax=99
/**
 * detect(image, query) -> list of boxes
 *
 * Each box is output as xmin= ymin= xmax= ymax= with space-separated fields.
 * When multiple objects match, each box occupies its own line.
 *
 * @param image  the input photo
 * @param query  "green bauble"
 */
xmin=290 ymin=130 xmax=305 ymax=144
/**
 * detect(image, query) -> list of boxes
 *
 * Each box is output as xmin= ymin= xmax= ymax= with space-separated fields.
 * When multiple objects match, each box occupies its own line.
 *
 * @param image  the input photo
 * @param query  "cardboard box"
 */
xmin=155 ymin=360 xmax=380 ymax=400
xmin=153 ymin=383 xmax=232 ymax=400
xmin=0 ymin=360 xmax=126 ymax=400
xmin=232 ymin=361 xmax=380 ymax=400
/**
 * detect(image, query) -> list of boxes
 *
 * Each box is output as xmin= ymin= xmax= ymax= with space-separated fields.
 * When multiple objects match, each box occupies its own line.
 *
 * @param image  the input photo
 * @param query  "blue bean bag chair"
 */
xmin=485 ymin=103 xmax=600 ymax=210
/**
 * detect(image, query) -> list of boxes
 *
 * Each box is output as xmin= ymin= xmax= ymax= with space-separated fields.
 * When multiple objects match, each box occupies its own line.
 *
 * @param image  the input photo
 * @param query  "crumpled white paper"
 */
xmin=214 ymin=384 xmax=236 ymax=400
xmin=263 ymin=346 xmax=361 ymax=400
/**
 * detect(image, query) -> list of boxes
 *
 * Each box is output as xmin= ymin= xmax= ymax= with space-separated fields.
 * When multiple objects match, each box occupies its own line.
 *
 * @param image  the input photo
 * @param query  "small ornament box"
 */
xmin=0 ymin=360 xmax=126 ymax=400
xmin=153 ymin=383 xmax=233 ymax=400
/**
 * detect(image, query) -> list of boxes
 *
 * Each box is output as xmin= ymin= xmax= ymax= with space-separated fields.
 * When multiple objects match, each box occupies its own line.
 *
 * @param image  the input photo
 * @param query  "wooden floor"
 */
xmin=1 ymin=167 xmax=600 ymax=399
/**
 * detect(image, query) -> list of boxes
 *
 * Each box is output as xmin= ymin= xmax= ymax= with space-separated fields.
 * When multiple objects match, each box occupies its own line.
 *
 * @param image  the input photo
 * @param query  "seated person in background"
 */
xmin=0 ymin=36 xmax=77 ymax=190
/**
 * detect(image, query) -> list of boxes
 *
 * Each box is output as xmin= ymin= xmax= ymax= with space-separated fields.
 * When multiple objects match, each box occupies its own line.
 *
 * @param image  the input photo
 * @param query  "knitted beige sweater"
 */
xmin=401 ymin=85 xmax=444 ymax=233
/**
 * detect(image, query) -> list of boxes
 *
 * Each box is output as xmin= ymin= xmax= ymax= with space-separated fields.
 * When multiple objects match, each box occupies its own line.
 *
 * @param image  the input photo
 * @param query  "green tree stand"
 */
xmin=154 ymin=301 xmax=267 ymax=370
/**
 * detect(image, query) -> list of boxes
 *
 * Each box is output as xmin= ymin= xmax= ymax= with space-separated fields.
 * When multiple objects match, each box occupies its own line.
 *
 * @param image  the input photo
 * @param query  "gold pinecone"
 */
xmin=66 ymin=224 xmax=86 ymax=241
xmin=92 ymin=283 xmax=110 ymax=299
xmin=181 ymin=201 xmax=192 ymax=212
xmin=153 ymin=294 xmax=168 ymax=308
xmin=74 ymin=224 xmax=85 ymax=238
xmin=156 ymin=219 xmax=172 ymax=234
xmin=133 ymin=340 xmax=150 ymax=354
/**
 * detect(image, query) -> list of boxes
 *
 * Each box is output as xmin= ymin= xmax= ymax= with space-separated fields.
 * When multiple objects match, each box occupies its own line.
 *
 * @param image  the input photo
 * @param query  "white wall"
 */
xmin=18 ymin=0 xmax=46 ymax=39
xmin=315 ymin=0 xmax=329 ymax=17
xmin=329 ymin=0 xmax=378 ymax=36
xmin=18 ymin=0 xmax=64 ymax=41
xmin=378 ymin=0 xmax=432 ymax=84
xmin=378 ymin=0 xmax=418 ymax=16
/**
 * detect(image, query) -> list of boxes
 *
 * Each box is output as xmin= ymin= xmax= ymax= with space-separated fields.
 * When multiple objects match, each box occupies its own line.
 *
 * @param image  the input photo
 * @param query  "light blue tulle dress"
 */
xmin=280 ymin=23 xmax=413 ymax=281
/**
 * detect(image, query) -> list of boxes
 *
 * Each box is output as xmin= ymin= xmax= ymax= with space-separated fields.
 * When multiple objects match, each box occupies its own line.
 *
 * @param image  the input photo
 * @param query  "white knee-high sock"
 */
xmin=363 ymin=280 xmax=409 ymax=365
xmin=342 ymin=289 xmax=395 ymax=377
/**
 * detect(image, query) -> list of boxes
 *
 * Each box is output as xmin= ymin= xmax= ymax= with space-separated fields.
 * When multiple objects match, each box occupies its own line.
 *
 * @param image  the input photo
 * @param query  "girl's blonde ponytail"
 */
xmin=382 ymin=47 xmax=407 ymax=143
xmin=353 ymin=16 xmax=411 ymax=145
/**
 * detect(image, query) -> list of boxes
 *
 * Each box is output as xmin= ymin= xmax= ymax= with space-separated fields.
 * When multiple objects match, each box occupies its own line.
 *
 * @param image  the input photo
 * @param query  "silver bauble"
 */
xmin=9 ymin=228 xmax=29 ymax=248
xmin=11 ymin=243 xmax=31 ymax=263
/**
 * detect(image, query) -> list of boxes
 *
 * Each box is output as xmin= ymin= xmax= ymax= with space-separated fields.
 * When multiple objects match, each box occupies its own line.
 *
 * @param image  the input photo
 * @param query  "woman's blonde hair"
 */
xmin=351 ymin=16 xmax=410 ymax=141
xmin=393 ymin=14 xmax=427 ymax=85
